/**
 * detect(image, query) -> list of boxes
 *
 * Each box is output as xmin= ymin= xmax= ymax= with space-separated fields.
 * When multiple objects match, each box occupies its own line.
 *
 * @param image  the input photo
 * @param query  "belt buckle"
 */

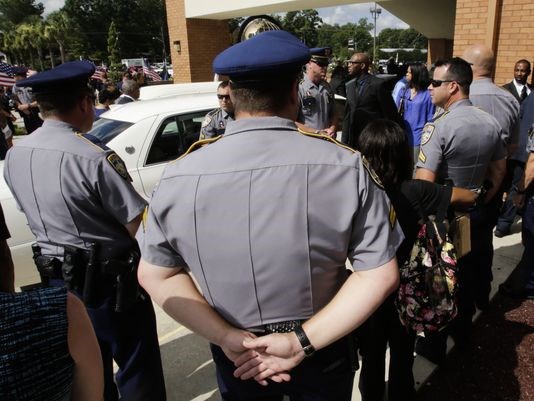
xmin=264 ymin=320 xmax=302 ymax=334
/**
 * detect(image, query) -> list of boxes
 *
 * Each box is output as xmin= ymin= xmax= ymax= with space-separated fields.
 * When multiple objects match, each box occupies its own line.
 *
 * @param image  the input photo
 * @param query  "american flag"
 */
xmin=142 ymin=62 xmax=161 ymax=82
xmin=91 ymin=66 xmax=107 ymax=81
xmin=0 ymin=62 xmax=15 ymax=87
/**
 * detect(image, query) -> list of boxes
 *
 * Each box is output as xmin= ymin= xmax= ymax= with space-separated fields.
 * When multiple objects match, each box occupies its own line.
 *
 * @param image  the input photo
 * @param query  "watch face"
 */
xmin=303 ymin=344 xmax=315 ymax=356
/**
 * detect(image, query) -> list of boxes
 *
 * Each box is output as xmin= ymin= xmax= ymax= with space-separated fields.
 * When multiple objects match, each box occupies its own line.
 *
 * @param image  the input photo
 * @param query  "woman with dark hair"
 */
xmin=395 ymin=62 xmax=435 ymax=166
xmin=357 ymin=119 xmax=477 ymax=401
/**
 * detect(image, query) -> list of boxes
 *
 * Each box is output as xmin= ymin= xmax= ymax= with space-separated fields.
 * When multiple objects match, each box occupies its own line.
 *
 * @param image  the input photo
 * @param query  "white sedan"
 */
xmin=2 ymin=89 xmax=218 ymax=286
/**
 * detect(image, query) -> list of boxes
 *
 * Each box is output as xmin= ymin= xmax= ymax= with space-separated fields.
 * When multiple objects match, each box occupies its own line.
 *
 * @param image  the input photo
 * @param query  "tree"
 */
xmin=282 ymin=9 xmax=323 ymax=47
xmin=0 ymin=0 xmax=43 ymax=25
xmin=107 ymin=21 xmax=123 ymax=82
xmin=45 ymin=11 xmax=71 ymax=64
xmin=317 ymin=19 xmax=373 ymax=61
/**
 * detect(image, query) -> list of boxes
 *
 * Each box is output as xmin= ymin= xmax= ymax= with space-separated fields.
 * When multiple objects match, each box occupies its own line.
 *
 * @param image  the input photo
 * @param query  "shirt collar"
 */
xmin=223 ymin=116 xmax=297 ymax=138
xmin=42 ymin=119 xmax=77 ymax=132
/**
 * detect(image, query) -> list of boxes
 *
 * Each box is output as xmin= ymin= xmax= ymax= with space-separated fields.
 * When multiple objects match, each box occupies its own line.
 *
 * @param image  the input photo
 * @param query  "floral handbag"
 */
xmin=395 ymin=217 xmax=459 ymax=335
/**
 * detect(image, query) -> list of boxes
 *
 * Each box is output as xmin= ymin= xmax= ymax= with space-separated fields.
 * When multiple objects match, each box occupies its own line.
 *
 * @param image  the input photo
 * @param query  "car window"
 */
xmin=88 ymin=118 xmax=134 ymax=144
xmin=146 ymin=111 xmax=209 ymax=165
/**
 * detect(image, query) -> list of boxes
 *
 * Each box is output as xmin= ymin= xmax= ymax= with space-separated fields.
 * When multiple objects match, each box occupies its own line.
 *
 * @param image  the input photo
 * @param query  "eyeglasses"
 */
xmin=430 ymin=79 xmax=454 ymax=88
xmin=217 ymin=94 xmax=230 ymax=100
xmin=348 ymin=60 xmax=364 ymax=65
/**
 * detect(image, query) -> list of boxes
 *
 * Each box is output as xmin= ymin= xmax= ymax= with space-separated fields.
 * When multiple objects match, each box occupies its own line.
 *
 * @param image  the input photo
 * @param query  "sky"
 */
xmin=41 ymin=1 xmax=409 ymax=32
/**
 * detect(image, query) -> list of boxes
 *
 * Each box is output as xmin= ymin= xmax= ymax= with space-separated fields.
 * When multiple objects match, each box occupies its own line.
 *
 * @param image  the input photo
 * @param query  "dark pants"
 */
xmin=503 ymin=196 xmax=534 ymax=294
xmin=358 ymin=296 xmax=416 ymax=401
xmin=21 ymin=109 xmax=43 ymax=134
xmin=211 ymin=337 xmax=355 ymax=401
xmin=497 ymin=159 xmax=525 ymax=233
xmin=50 ymin=279 xmax=166 ymax=401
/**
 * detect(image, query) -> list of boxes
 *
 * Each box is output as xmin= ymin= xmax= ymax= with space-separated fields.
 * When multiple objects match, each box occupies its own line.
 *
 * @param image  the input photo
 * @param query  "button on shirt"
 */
xmin=4 ymin=120 xmax=146 ymax=259
xmin=138 ymin=116 xmax=403 ymax=329
xmin=297 ymin=75 xmax=334 ymax=130
xmin=416 ymin=99 xmax=505 ymax=189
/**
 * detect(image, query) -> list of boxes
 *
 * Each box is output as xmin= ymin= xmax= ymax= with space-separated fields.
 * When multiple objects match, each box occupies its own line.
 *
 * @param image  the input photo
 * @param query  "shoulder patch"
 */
xmin=176 ymin=136 xmax=222 ymax=161
xmin=297 ymin=128 xmax=355 ymax=153
xmin=420 ymin=123 xmax=435 ymax=145
xmin=361 ymin=155 xmax=384 ymax=190
xmin=201 ymin=114 xmax=213 ymax=128
xmin=107 ymin=153 xmax=132 ymax=181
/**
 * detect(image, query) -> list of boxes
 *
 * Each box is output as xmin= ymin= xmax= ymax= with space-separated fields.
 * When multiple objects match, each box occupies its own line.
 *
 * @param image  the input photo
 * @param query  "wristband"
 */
xmin=294 ymin=326 xmax=315 ymax=357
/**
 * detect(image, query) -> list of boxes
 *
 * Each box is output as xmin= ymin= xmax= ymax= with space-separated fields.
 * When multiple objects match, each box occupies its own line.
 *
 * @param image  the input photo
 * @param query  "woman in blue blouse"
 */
xmin=395 ymin=62 xmax=435 ymax=167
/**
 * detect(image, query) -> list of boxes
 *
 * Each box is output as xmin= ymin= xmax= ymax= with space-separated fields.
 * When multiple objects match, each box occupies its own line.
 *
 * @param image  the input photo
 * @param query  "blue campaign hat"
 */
xmin=310 ymin=47 xmax=332 ymax=66
xmin=16 ymin=61 xmax=95 ymax=94
xmin=213 ymin=30 xmax=310 ymax=81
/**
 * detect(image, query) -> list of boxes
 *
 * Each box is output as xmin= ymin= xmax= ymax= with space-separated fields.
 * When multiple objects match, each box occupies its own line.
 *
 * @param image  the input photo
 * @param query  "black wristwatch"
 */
xmin=294 ymin=326 xmax=315 ymax=357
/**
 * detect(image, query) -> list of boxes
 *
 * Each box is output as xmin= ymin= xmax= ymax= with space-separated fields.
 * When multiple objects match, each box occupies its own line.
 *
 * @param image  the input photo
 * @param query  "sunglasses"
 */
xmin=217 ymin=94 xmax=230 ymax=100
xmin=348 ymin=61 xmax=363 ymax=65
xmin=430 ymin=79 xmax=454 ymax=88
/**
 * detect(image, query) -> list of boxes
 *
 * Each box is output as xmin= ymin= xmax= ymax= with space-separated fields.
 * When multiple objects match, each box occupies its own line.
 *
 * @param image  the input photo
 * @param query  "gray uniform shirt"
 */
xmin=200 ymin=108 xmax=234 ymax=139
xmin=4 ymin=120 xmax=146 ymax=258
xmin=297 ymin=75 xmax=334 ymax=130
xmin=416 ymin=99 xmax=505 ymax=189
xmin=469 ymin=78 xmax=520 ymax=145
xmin=138 ymin=116 xmax=404 ymax=329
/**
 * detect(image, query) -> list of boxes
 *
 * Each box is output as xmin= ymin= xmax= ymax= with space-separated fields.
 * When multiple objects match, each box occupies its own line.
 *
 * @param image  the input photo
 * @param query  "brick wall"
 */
xmin=453 ymin=0 xmax=534 ymax=85
xmin=165 ymin=0 xmax=231 ymax=83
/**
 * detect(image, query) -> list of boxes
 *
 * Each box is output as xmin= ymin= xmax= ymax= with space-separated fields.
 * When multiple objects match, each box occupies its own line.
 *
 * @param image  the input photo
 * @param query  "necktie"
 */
xmin=520 ymin=85 xmax=527 ymax=101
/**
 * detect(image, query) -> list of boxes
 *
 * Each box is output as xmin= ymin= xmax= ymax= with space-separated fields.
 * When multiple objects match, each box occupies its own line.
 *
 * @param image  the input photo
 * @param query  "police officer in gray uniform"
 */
xmin=415 ymin=57 xmax=506 ymax=360
xmin=4 ymin=61 xmax=166 ymax=401
xmin=200 ymin=80 xmax=234 ymax=139
xmin=137 ymin=31 xmax=403 ymax=400
xmin=296 ymin=47 xmax=337 ymax=137
xmin=12 ymin=67 xmax=43 ymax=134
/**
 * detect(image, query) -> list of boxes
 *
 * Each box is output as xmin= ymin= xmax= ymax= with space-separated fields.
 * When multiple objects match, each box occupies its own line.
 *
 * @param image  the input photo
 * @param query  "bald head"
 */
xmin=462 ymin=44 xmax=495 ymax=78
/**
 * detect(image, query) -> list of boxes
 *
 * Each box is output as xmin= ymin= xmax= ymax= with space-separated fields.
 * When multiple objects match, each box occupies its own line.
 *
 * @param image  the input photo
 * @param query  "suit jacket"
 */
xmin=502 ymin=81 xmax=533 ymax=103
xmin=341 ymin=73 xmax=401 ymax=148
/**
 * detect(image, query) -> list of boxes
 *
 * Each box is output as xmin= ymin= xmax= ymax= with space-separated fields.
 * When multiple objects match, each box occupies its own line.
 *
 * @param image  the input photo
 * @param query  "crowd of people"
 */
xmin=1 ymin=29 xmax=533 ymax=401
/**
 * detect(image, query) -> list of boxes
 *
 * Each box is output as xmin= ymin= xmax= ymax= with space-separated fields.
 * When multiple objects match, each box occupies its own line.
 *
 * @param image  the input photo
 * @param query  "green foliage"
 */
xmin=317 ymin=19 xmax=373 ymax=61
xmin=0 ymin=0 xmax=43 ymax=25
xmin=281 ymin=9 xmax=322 ymax=47
xmin=378 ymin=27 xmax=426 ymax=49
xmin=107 ymin=21 xmax=123 ymax=82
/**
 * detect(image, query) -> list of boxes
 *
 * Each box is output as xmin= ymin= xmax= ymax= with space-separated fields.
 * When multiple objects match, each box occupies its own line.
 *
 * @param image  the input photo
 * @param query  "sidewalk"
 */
xmin=152 ymin=222 xmax=525 ymax=401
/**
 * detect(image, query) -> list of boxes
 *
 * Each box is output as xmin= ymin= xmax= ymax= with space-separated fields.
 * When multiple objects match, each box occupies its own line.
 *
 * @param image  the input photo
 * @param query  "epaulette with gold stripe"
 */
xmin=176 ymin=135 xmax=222 ymax=161
xmin=297 ymin=128 xmax=356 ymax=153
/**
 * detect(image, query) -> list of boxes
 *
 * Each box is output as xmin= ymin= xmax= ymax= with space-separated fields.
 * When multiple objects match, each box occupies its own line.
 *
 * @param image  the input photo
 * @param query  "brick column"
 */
xmin=165 ymin=0 xmax=232 ymax=83
xmin=427 ymin=39 xmax=453 ymax=65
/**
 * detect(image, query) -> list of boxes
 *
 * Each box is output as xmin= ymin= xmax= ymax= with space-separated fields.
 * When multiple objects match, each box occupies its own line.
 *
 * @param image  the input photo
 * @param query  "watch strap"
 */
xmin=294 ymin=326 xmax=315 ymax=357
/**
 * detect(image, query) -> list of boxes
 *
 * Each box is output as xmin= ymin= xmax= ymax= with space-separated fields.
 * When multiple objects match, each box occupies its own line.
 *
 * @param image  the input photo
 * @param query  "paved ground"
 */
xmin=12 ymin=219 xmax=524 ymax=401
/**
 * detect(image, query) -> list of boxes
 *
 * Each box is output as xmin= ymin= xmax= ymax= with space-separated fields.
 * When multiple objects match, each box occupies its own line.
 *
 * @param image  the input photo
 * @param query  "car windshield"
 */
xmin=88 ymin=118 xmax=133 ymax=144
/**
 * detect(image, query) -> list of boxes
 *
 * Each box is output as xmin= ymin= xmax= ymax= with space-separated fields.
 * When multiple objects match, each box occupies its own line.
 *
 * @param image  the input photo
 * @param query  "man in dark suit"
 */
xmin=503 ymin=59 xmax=532 ymax=104
xmin=341 ymin=53 xmax=401 ymax=148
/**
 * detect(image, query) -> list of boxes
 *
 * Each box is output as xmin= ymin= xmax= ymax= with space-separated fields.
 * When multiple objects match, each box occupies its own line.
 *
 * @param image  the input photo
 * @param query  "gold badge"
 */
xmin=420 ymin=123 xmax=435 ymax=145
xmin=361 ymin=155 xmax=384 ymax=190
xmin=107 ymin=153 xmax=132 ymax=181
xmin=201 ymin=115 xmax=212 ymax=128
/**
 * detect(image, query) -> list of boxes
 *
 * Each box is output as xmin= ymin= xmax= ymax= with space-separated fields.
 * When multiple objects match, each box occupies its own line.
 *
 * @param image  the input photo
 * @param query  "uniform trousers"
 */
xmin=358 ymin=296 xmax=416 ymax=401
xmin=210 ymin=336 xmax=355 ymax=401
xmin=21 ymin=109 xmax=43 ymax=134
xmin=50 ymin=280 xmax=166 ymax=401
xmin=503 ymin=196 xmax=534 ymax=294
xmin=496 ymin=159 xmax=525 ymax=234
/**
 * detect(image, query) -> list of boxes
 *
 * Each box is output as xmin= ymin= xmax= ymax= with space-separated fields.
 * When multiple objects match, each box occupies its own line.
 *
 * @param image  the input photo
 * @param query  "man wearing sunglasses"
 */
xmin=341 ymin=53 xmax=400 ymax=148
xmin=296 ymin=47 xmax=337 ymax=138
xmin=200 ymin=80 xmax=235 ymax=139
xmin=415 ymin=57 xmax=506 ymax=361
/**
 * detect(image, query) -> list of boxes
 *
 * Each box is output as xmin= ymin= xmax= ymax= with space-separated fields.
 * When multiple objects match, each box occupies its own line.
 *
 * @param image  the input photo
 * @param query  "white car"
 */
xmin=2 ymin=89 xmax=218 ymax=286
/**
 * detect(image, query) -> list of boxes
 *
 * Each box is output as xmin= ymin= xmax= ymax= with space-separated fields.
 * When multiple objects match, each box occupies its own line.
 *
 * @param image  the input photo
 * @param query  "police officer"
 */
xmin=137 ymin=30 xmax=403 ymax=400
xmin=3 ymin=61 xmax=166 ymax=401
xmin=296 ymin=47 xmax=337 ymax=137
xmin=415 ymin=57 xmax=506 ymax=360
xmin=500 ymin=123 xmax=534 ymax=299
xmin=200 ymin=80 xmax=234 ymax=139
xmin=12 ymin=67 xmax=43 ymax=134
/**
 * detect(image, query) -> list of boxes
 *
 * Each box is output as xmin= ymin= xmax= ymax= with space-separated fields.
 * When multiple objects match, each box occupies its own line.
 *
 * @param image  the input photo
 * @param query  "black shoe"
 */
xmin=415 ymin=336 xmax=446 ymax=365
xmin=494 ymin=229 xmax=509 ymax=238
xmin=499 ymin=283 xmax=534 ymax=299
